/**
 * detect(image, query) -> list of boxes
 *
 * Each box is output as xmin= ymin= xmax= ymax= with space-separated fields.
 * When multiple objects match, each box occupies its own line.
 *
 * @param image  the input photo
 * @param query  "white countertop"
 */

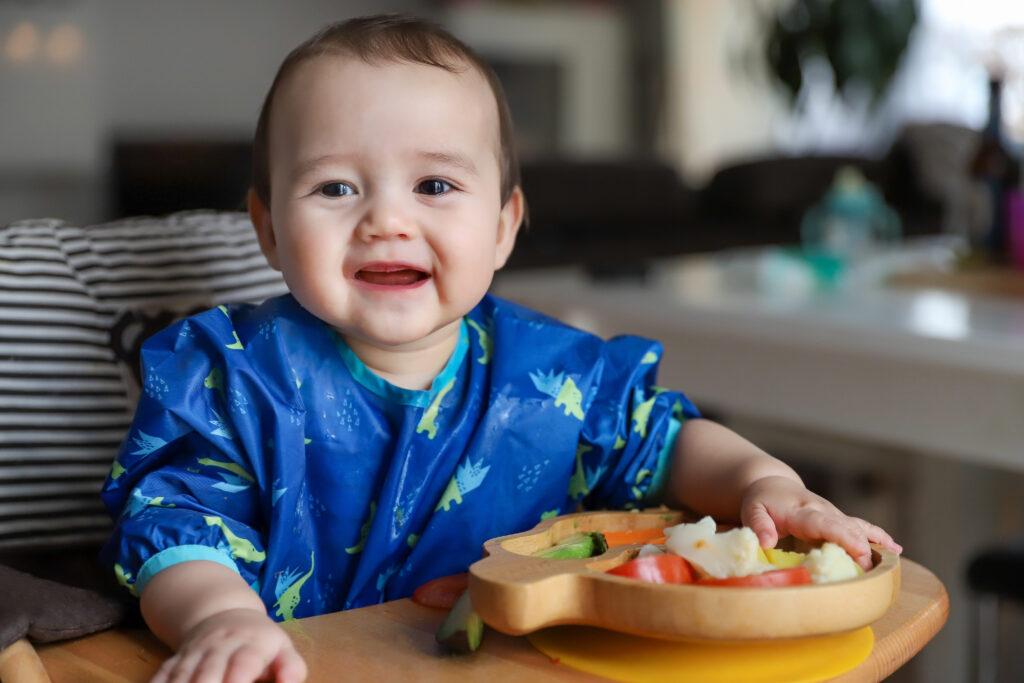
xmin=493 ymin=239 xmax=1024 ymax=472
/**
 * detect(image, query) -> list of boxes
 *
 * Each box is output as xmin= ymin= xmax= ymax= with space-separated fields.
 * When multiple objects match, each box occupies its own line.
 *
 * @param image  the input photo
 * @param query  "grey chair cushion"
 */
xmin=0 ymin=563 xmax=125 ymax=649
xmin=0 ymin=211 xmax=286 ymax=552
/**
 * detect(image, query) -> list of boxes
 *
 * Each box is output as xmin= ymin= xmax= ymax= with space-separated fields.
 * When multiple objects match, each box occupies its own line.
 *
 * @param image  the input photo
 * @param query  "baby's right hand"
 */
xmin=150 ymin=607 xmax=307 ymax=683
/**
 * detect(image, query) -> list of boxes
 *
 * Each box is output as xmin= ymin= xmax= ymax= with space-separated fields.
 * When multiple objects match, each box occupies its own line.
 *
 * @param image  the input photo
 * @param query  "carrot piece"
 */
xmin=602 ymin=528 xmax=667 ymax=548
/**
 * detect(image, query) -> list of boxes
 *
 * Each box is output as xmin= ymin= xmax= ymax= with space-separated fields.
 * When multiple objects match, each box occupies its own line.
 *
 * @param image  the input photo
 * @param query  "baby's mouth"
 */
xmin=354 ymin=264 xmax=430 ymax=286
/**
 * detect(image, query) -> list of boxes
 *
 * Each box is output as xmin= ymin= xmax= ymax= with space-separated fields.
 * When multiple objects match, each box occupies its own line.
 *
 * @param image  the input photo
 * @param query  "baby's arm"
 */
xmin=142 ymin=561 xmax=306 ymax=683
xmin=665 ymin=418 xmax=901 ymax=569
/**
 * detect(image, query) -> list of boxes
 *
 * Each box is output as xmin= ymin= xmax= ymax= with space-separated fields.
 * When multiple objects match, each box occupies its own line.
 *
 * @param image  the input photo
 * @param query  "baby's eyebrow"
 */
xmin=417 ymin=150 xmax=478 ymax=176
xmin=292 ymin=153 xmax=352 ymax=180
xmin=292 ymin=151 xmax=478 ymax=180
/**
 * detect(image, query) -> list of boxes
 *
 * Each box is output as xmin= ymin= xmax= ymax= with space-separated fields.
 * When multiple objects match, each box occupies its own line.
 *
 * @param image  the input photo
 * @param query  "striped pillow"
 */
xmin=0 ymin=211 xmax=287 ymax=551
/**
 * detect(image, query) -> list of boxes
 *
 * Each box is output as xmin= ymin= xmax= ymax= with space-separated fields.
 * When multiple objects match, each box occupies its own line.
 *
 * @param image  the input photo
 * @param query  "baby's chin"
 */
xmin=335 ymin=317 xmax=464 ymax=352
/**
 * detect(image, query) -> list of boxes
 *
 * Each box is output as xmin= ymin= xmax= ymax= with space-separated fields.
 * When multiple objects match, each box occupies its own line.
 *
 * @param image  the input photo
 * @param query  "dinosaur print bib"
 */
xmin=100 ymin=294 xmax=698 ymax=619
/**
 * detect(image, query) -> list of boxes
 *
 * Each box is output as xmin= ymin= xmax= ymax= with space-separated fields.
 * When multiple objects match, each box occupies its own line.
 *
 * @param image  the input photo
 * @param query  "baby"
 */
xmin=100 ymin=14 xmax=901 ymax=683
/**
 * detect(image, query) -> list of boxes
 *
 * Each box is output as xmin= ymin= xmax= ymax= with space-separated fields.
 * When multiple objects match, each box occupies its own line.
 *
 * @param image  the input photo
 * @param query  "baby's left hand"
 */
xmin=740 ymin=476 xmax=902 ymax=570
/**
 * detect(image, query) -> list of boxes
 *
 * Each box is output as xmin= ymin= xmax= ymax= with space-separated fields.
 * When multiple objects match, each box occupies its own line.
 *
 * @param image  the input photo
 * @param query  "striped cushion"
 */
xmin=0 ymin=211 xmax=287 ymax=551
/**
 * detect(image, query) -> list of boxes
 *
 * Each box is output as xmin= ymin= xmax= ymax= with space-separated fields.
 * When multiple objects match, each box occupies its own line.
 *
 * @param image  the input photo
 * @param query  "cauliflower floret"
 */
xmin=637 ymin=544 xmax=666 ymax=558
xmin=803 ymin=542 xmax=863 ymax=584
xmin=664 ymin=516 xmax=774 ymax=579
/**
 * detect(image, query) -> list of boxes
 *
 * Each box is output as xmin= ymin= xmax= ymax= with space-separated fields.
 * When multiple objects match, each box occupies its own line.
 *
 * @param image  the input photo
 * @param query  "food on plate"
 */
xmin=665 ymin=516 xmax=775 ymax=579
xmin=637 ymin=543 xmax=666 ymax=558
xmin=762 ymin=547 xmax=807 ymax=569
xmin=697 ymin=566 xmax=811 ymax=587
xmin=435 ymin=589 xmax=485 ymax=653
xmin=603 ymin=528 xmax=668 ymax=548
xmin=604 ymin=516 xmax=867 ymax=587
xmin=412 ymin=573 xmax=469 ymax=610
xmin=606 ymin=554 xmax=695 ymax=584
xmin=533 ymin=531 xmax=608 ymax=559
xmin=803 ymin=542 xmax=864 ymax=584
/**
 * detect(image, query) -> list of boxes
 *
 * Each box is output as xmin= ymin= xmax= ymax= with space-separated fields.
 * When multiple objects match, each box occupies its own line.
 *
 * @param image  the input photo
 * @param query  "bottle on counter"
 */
xmin=1007 ymin=159 xmax=1024 ymax=269
xmin=968 ymin=74 xmax=1021 ymax=262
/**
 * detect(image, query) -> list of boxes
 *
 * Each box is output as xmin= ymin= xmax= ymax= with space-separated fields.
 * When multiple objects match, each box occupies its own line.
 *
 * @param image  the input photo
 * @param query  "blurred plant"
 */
xmin=759 ymin=0 xmax=918 ymax=110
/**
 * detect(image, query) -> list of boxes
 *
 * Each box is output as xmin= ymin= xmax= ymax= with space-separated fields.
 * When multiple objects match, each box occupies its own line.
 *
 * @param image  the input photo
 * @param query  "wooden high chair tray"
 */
xmin=469 ymin=509 xmax=901 ymax=641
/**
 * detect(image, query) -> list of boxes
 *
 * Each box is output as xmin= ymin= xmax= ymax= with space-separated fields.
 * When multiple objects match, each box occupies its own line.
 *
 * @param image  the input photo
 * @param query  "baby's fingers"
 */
xmin=267 ymin=645 xmax=308 ymax=683
xmin=149 ymin=654 xmax=178 ymax=683
xmin=741 ymin=502 xmax=779 ymax=549
xmin=150 ymin=648 xmax=200 ymax=683
xmin=791 ymin=509 xmax=871 ymax=568
xmin=224 ymin=643 xmax=276 ymax=683
xmin=851 ymin=517 xmax=903 ymax=554
xmin=190 ymin=647 xmax=233 ymax=683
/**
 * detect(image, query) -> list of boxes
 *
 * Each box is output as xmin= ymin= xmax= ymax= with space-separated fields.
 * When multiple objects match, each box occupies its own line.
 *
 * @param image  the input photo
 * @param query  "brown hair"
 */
xmin=251 ymin=14 xmax=520 ymax=210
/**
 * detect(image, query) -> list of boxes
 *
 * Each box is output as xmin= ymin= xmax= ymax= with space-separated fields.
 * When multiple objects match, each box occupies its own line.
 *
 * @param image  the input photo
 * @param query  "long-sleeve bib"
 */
xmin=100 ymin=293 xmax=698 ymax=620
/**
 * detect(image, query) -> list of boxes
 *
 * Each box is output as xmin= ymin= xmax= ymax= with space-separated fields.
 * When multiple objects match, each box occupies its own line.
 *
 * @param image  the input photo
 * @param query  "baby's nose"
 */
xmin=355 ymin=205 xmax=414 ymax=242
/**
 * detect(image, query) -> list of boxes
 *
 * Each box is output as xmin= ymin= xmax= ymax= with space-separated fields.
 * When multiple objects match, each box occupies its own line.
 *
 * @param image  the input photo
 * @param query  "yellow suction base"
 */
xmin=528 ymin=625 xmax=874 ymax=683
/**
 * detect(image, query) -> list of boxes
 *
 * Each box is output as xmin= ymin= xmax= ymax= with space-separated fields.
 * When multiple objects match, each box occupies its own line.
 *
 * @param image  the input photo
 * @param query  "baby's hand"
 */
xmin=150 ymin=607 xmax=306 ymax=683
xmin=740 ymin=475 xmax=902 ymax=570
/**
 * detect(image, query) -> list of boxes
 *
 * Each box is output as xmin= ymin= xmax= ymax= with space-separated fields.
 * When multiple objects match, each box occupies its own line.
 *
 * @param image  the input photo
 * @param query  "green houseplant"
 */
xmin=759 ymin=0 xmax=918 ymax=109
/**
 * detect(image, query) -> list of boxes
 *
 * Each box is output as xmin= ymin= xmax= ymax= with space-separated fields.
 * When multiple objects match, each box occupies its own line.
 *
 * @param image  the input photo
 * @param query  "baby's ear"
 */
xmin=248 ymin=189 xmax=281 ymax=271
xmin=493 ymin=186 xmax=525 ymax=270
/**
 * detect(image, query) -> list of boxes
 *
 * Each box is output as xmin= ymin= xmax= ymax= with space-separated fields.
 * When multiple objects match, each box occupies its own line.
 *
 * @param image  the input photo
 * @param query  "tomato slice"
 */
xmin=607 ymin=554 xmax=695 ymax=584
xmin=602 ymin=528 xmax=668 ymax=548
xmin=412 ymin=572 xmax=469 ymax=609
xmin=697 ymin=566 xmax=812 ymax=588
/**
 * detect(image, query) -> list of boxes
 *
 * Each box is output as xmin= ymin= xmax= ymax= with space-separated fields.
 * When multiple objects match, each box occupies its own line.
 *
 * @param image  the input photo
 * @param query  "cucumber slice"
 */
xmin=436 ymin=589 xmax=484 ymax=653
xmin=534 ymin=531 xmax=608 ymax=559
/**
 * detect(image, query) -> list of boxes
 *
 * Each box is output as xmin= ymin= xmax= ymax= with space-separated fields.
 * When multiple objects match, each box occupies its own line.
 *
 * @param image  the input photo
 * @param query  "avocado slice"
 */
xmin=436 ymin=588 xmax=485 ymax=653
xmin=533 ymin=531 xmax=608 ymax=559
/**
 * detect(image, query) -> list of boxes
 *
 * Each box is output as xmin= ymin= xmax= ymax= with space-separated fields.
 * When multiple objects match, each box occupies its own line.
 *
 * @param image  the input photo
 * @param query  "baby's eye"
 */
xmin=319 ymin=182 xmax=356 ymax=198
xmin=416 ymin=179 xmax=452 ymax=196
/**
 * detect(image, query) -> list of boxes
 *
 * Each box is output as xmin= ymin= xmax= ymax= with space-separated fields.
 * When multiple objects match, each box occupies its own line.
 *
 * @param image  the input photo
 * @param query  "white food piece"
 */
xmin=637 ymin=544 xmax=666 ymax=558
xmin=664 ymin=516 xmax=774 ymax=579
xmin=803 ymin=542 xmax=861 ymax=584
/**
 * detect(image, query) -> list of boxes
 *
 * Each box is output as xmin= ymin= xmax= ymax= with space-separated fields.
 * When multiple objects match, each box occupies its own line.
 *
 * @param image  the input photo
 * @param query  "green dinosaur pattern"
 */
xmin=568 ymin=444 xmax=592 ymax=500
xmin=434 ymin=458 xmax=490 ymax=512
xmin=110 ymin=460 xmax=125 ymax=480
xmin=203 ymin=515 xmax=266 ymax=563
xmin=197 ymin=457 xmax=255 ymax=482
xmin=465 ymin=318 xmax=492 ymax=364
xmin=632 ymin=393 xmax=657 ymax=438
xmin=218 ymin=305 xmax=245 ymax=350
xmin=204 ymin=367 xmax=224 ymax=391
xmin=641 ymin=351 xmax=659 ymax=364
xmin=273 ymin=551 xmax=315 ymax=621
xmin=406 ymin=533 xmax=419 ymax=548
xmin=114 ymin=563 xmax=137 ymax=596
xmin=415 ymin=377 xmax=456 ymax=439
xmin=613 ymin=434 xmax=626 ymax=450
xmin=540 ymin=509 xmax=560 ymax=521
xmin=434 ymin=475 xmax=462 ymax=512
xmin=554 ymin=377 xmax=584 ymax=420
xmin=345 ymin=501 xmax=376 ymax=555
xmin=632 ymin=468 xmax=653 ymax=499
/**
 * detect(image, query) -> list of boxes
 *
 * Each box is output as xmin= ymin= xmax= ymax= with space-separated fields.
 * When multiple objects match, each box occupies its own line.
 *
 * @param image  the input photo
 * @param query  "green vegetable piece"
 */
xmin=436 ymin=589 xmax=484 ymax=653
xmin=534 ymin=531 xmax=608 ymax=559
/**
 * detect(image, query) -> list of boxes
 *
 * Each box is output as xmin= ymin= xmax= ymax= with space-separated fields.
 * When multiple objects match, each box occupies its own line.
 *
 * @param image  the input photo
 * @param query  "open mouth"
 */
xmin=354 ymin=264 xmax=430 ymax=287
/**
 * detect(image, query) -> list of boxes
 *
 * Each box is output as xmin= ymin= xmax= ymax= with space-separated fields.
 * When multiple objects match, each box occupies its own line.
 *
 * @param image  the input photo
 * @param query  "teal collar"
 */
xmin=334 ymin=320 xmax=468 ymax=407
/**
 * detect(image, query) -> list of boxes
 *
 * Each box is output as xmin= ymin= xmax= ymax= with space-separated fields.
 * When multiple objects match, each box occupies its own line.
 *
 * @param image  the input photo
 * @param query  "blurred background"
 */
xmin=3 ymin=1 xmax=1024 ymax=681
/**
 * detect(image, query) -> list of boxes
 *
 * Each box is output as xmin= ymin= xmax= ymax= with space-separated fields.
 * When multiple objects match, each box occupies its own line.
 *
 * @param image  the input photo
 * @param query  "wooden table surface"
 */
xmin=37 ymin=559 xmax=947 ymax=683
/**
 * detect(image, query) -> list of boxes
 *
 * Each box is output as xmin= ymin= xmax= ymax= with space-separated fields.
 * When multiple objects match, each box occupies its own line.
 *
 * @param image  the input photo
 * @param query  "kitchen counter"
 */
xmin=493 ymin=240 xmax=1024 ymax=472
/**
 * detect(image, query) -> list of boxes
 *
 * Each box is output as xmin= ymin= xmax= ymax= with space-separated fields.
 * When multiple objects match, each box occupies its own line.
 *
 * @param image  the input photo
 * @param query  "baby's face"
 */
xmin=255 ymin=55 xmax=520 ymax=350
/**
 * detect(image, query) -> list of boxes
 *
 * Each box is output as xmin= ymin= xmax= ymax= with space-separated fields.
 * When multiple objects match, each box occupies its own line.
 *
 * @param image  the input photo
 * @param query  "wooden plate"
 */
xmin=469 ymin=509 xmax=900 ymax=640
